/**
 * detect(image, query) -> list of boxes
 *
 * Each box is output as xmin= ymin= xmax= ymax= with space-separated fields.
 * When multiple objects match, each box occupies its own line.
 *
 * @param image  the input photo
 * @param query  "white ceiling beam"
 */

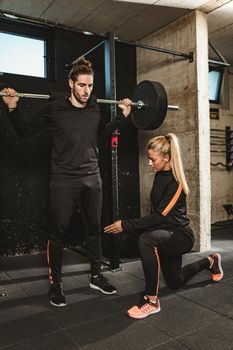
xmin=114 ymin=0 xmax=210 ymax=9
xmin=200 ymin=0 xmax=233 ymax=13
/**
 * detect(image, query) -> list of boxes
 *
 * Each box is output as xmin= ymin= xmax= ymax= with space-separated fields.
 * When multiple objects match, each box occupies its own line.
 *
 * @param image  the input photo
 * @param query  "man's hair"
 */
xmin=69 ymin=57 xmax=94 ymax=82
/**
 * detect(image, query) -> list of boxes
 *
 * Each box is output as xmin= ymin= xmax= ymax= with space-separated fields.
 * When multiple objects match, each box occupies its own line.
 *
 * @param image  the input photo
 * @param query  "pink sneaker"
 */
xmin=127 ymin=295 xmax=161 ymax=319
xmin=209 ymin=253 xmax=224 ymax=282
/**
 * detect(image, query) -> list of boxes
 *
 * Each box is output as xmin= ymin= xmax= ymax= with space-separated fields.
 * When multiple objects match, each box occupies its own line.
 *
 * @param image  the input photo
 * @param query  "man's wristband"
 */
xmin=8 ymin=107 xmax=17 ymax=111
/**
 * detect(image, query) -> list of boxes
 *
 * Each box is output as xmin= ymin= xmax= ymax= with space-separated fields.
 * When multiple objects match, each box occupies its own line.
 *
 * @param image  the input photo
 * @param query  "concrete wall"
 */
xmin=210 ymin=72 xmax=233 ymax=222
xmin=136 ymin=11 xmax=211 ymax=251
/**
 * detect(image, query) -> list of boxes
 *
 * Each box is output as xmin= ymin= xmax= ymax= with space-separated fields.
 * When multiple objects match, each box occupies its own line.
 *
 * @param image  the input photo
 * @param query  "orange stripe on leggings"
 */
xmin=47 ymin=240 xmax=53 ymax=285
xmin=162 ymin=184 xmax=182 ymax=216
xmin=154 ymin=247 xmax=160 ymax=296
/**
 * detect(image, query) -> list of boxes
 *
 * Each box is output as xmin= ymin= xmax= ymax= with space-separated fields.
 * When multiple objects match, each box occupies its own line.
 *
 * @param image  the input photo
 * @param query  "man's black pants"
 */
xmin=47 ymin=175 xmax=102 ymax=286
xmin=139 ymin=229 xmax=210 ymax=295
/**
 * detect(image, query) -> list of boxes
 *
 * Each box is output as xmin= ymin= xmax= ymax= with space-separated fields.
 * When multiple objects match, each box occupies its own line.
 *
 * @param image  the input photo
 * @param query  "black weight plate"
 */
xmin=132 ymin=80 xmax=168 ymax=130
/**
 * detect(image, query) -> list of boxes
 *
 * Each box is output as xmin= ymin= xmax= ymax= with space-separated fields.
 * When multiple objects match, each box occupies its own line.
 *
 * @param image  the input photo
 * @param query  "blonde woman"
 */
xmin=104 ymin=133 xmax=223 ymax=319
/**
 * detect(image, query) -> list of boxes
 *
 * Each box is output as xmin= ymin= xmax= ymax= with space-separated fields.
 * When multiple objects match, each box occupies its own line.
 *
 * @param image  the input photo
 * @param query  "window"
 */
xmin=0 ymin=31 xmax=46 ymax=78
xmin=0 ymin=18 xmax=54 ymax=81
xmin=208 ymin=68 xmax=223 ymax=104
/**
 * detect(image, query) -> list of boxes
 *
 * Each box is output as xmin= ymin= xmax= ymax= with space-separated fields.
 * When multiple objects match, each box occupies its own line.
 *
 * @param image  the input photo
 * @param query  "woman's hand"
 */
xmin=104 ymin=220 xmax=123 ymax=234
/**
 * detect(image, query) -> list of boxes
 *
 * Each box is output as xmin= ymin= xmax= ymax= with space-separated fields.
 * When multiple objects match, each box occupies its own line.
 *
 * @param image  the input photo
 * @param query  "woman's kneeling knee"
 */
xmin=166 ymin=278 xmax=185 ymax=289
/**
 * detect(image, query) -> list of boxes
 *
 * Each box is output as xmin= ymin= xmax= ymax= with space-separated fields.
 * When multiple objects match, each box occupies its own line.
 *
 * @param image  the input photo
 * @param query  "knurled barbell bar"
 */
xmin=0 ymin=80 xmax=179 ymax=130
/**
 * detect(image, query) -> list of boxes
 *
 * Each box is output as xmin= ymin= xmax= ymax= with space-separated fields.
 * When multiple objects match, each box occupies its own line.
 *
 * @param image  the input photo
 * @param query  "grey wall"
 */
xmin=136 ymin=11 xmax=211 ymax=251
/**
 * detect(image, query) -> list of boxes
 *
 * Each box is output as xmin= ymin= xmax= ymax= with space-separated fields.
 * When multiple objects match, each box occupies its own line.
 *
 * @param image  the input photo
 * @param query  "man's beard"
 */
xmin=73 ymin=90 xmax=88 ymax=106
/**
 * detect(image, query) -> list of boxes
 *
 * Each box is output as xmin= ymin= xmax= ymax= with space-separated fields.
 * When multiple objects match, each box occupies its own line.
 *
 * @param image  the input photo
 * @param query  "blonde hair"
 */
xmin=147 ymin=133 xmax=189 ymax=195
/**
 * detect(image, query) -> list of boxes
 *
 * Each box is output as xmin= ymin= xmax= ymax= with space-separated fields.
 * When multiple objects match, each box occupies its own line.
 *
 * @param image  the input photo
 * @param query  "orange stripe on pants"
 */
xmin=154 ymin=247 xmax=160 ymax=296
xmin=47 ymin=240 xmax=53 ymax=285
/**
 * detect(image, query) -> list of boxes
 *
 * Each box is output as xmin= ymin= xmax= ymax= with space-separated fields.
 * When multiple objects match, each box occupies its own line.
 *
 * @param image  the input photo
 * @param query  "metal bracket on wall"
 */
xmin=223 ymin=204 xmax=233 ymax=215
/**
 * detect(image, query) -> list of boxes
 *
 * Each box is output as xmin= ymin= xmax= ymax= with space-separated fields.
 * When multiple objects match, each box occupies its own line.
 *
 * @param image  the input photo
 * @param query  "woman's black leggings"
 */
xmin=138 ymin=229 xmax=210 ymax=295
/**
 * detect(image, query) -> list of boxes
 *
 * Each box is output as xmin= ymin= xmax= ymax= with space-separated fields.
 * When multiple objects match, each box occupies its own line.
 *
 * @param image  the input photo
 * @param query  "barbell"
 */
xmin=0 ymin=80 xmax=179 ymax=130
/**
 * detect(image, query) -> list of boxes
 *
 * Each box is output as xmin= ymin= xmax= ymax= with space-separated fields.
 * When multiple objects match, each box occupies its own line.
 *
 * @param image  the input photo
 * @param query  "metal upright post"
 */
xmin=104 ymin=32 xmax=120 ymax=270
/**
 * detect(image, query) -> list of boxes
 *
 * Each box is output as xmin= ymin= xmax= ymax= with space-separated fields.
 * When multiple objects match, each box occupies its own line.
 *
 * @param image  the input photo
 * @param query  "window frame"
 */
xmin=0 ymin=18 xmax=54 ymax=82
xmin=208 ymin=66 xmax=224 ymax=105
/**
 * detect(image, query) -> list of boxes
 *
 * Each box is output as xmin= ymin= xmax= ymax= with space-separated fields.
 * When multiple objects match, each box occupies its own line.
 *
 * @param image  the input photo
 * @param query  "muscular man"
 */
xmin=1 ymin=57 xmax=132 ymax=307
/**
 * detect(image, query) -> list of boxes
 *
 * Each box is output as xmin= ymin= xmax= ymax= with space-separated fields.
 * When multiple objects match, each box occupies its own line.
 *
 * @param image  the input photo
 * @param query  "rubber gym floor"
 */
xmin=0 ymin=220 xmax=233 ymax=350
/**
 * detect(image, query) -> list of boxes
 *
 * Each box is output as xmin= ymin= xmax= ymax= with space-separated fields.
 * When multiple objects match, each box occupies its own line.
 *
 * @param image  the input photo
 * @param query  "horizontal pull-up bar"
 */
xmin=115 ymin=38 xmax=193 ymax=62
xmin=66 ymin=32 xmax=194 ymax=68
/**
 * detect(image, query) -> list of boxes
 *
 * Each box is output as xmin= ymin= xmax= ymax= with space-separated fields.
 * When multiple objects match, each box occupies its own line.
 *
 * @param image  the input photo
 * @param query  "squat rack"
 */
xmin=71 ymin=32 xmax=197 ymax=270
xmin=73 ymin=32 xmax=194 ymax=270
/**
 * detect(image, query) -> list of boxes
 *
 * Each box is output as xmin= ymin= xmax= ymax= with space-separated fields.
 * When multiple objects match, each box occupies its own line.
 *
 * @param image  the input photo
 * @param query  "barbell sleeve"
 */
xmin=97 ymin=98 xmax=179 ymax=110
xmin=96 ymin=98 xmax=146 ymax=109
xmin=0 ymin=91 xmax=50 ymax=99
xmin=168 ymin=105 xmax=179 ymax=110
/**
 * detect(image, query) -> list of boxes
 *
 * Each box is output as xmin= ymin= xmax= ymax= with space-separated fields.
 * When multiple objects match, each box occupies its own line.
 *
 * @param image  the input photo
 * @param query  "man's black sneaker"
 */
xmin=48 ymin=284 xmax=67 ymax=307
xmin=90 ymin=274 xmax=117 ymax=295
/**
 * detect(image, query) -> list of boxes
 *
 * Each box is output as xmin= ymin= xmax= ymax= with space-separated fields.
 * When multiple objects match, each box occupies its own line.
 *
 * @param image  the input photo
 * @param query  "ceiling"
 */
xmin=0 ymin=0 xmax=232 ymax=66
